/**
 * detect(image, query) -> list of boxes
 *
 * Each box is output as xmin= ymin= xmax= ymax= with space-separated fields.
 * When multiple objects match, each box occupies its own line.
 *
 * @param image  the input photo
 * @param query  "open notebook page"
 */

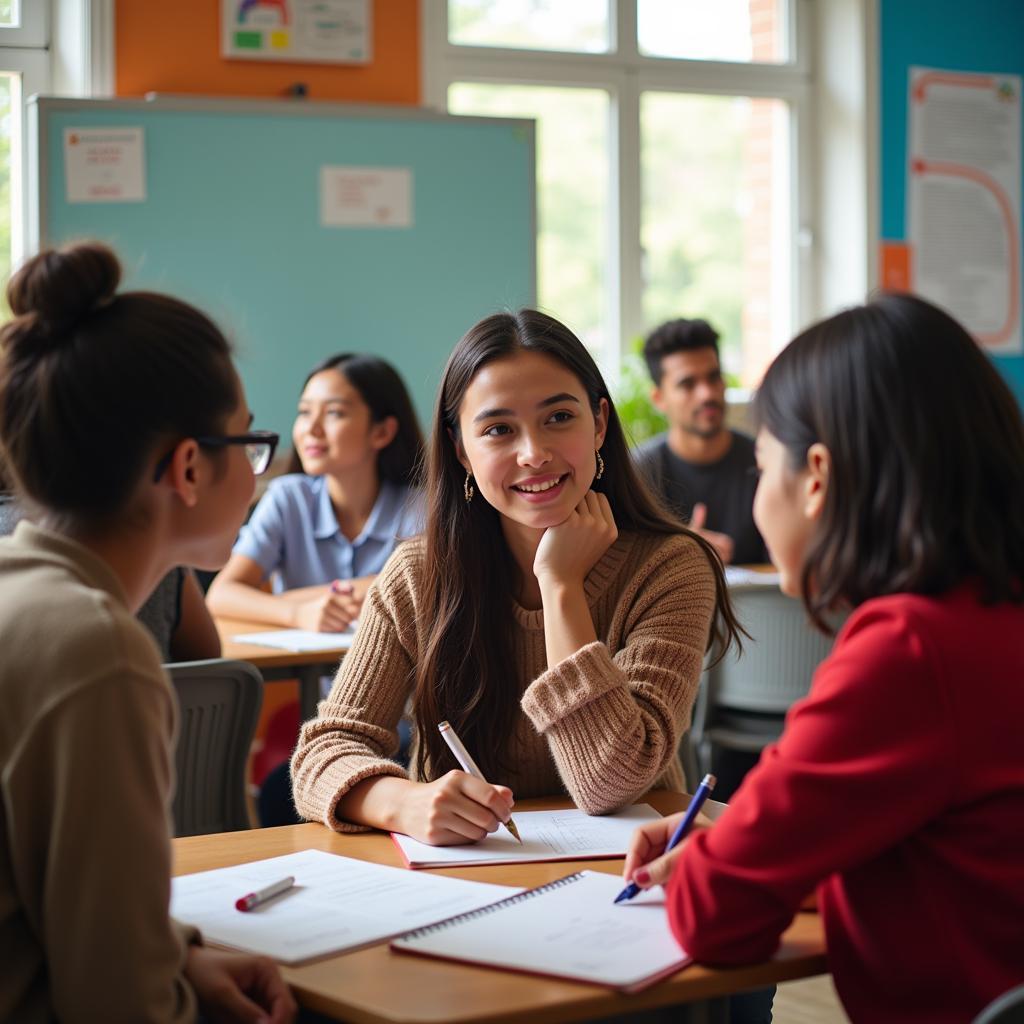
xmin=170 ymin=849 xmax=518 ymax=964
xmin=392 ymin=870 xmax=690 ymax=993
xmin=392 ymin=804 xmax=662 ymax=868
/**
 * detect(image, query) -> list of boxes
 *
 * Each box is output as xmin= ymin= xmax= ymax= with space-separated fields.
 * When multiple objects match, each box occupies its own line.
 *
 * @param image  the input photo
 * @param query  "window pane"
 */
xmin=0 ymin=74 xmax=15 ymax=306
xmin=0 ymin=1 xmax=14 ymax=29
xmin=638 ymin=0 xmax=788 ymax=64
xmin=449 ymin=1 xmax=609 ymax=54
xmin=449 ymin=83 xmax=609 ymax=355
xmin=641 ymin=92 xmax=791 ymax=387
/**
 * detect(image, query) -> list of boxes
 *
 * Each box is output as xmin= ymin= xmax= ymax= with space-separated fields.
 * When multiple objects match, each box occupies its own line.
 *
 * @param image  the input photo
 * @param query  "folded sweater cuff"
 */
xmin=520 ymin=641 xmax=622 ymax=733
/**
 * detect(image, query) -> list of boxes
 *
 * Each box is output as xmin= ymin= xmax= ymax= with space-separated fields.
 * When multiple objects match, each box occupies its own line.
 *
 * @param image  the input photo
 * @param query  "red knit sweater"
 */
xmin=667 ymin=584 xmax=1024 ymax=1024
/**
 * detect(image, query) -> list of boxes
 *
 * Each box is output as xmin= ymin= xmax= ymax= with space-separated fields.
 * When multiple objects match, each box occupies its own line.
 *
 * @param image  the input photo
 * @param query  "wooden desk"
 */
xmin=173 ymin=792 xmax=827 ymax=1024
xmin=216 ymin=618 xmax=348 ymax=720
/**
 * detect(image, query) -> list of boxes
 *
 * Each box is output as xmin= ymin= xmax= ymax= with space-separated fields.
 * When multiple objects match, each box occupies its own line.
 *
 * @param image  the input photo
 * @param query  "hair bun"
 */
xmin=6 ymin=242 xmax=122 ymax=331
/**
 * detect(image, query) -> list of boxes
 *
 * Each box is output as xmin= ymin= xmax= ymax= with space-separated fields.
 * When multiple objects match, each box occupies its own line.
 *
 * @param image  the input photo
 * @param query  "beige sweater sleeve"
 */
xmin=8 ymin=671 xmax=197 ymax=1024
xmin=291 ymin=551 xmax=417 ymax=831
xmin=520 ymin=536 xmax=716 ymax=815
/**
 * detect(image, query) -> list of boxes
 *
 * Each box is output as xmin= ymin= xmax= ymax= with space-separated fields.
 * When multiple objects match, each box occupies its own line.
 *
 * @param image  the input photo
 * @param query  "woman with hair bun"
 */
xmin=624 ymin=293 xmax=1024 ymax=1024
xmin=0 ymin=243 xmax=295 ymax=1022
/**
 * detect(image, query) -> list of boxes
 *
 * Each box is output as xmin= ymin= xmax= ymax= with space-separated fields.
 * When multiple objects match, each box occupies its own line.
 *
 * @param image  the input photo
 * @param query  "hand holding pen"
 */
xmin=615 ymin=773 xmax=717 ymax=903
xmin=439 ymin=721 xmax=522 ymax=843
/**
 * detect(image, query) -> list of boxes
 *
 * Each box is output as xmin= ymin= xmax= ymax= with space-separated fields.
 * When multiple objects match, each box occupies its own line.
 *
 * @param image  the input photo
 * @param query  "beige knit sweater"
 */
xmin=292 ymin=529 xmax=717 ymax=831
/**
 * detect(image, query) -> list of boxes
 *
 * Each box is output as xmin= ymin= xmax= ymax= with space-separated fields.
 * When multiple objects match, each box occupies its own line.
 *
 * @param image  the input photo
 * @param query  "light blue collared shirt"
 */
xmin=233 ymin=474 xmax=423 ymax=592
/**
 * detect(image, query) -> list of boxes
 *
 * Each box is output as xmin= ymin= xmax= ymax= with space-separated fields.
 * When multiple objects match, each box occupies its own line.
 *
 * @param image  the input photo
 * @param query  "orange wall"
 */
xmin=115 ymin=0 xmax=420 ymax=104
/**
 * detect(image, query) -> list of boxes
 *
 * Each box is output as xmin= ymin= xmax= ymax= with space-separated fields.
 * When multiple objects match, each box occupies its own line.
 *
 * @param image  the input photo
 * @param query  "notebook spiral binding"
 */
xmin=399 ymin=872 xmax=585 ymax=941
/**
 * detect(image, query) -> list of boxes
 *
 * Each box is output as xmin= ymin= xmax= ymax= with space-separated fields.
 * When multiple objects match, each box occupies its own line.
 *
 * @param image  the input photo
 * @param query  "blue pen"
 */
xmin=614 ymin=773 xmax=717 ymax=904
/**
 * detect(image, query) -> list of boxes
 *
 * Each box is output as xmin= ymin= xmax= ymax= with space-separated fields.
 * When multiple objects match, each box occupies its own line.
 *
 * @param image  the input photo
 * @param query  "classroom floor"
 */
xmin=772 ymin=975 xmax=849 ymax=1022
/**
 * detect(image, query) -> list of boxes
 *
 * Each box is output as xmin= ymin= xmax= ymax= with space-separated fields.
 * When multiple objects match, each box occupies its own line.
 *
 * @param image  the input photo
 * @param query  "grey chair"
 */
xmin=687 ymin=585 xmax=839 ymax=786
xmin=974 ymin=985 xmax=1024 ymax=1024
xmin=167 ymin=658 xmax=263 ymax=837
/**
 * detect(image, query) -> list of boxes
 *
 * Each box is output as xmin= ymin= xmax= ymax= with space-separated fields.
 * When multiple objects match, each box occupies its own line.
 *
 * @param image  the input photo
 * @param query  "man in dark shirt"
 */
xmin=634 ymin=317 xmax=768 ymax=565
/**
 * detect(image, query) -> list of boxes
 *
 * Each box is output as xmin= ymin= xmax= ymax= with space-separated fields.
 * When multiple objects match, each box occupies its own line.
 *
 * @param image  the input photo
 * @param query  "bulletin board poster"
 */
xmin=908 ymin=67 xmax=1023 ymax=354
xmin=222 ymin=0 xmax=371 ymax=64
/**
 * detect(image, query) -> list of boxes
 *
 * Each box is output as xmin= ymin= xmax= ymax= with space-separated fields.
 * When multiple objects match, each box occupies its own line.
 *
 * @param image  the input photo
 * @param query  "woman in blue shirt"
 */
xmin=208 ymin=353 xmax=424 ymax=630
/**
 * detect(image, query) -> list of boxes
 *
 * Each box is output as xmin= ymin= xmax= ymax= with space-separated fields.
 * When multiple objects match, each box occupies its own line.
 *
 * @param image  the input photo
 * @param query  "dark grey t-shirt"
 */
xmin=634 ymin=430 xmax=768 ymax=565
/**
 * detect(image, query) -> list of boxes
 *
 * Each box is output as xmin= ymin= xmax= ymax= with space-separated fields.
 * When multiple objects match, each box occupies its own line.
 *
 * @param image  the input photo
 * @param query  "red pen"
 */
xmin=235 ymin=875 xmax=295 ymax=912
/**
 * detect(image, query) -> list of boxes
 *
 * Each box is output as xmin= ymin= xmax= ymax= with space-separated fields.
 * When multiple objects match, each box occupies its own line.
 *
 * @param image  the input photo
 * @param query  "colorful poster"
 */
xmin=320 ymin=167 xmax=413 ymax=228
xmin=64 ymin=127 xmax=146 ymax=204
xmin=222 ymin=0 xmax=371 ymax=64
xmin=908 ymin=67 xmax=1022 ymax=354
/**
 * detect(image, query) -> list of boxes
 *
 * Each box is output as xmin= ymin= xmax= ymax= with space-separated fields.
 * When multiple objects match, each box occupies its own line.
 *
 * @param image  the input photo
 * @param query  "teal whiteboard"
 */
xmin=30 ymin=96 xmax=536 ymax=439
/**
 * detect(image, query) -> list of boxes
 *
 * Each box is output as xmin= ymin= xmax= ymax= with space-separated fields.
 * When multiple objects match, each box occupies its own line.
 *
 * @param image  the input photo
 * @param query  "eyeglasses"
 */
xmin=153 ymin=430 xmax=280 ymax=481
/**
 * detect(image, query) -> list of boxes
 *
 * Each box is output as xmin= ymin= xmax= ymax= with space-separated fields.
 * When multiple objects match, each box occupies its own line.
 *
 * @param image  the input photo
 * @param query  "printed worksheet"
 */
xmin=171 ymin=849 xmax=518 ymax=963
xmin=391 ymin=804 xmax=663 ymax=869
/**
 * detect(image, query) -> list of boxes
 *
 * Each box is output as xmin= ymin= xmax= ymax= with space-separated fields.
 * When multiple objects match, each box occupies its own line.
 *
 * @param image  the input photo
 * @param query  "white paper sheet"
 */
xmin=170 ymin=849 xmax=518 ymax=963
xmin=320 ymin=166 xmax=413 ymax=227
xmin=231 ymin=628 xmax=356 ymax=652
xmin=64 ymin=126 xmax=146 ymax=203
xmin=392 ymin=804 xmax=662 ymax=869
xmin=725 ymin=566 xmax=781 ymax=587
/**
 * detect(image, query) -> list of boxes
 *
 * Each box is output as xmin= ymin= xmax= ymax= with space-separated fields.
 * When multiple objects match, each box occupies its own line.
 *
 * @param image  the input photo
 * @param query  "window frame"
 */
xmin=423 ymin=0 xmax=818 ymax=380
xmin=0 ymin=0 xmax=47 ymax=47
xmin=1 ymin=1 xmax=51 ymax=275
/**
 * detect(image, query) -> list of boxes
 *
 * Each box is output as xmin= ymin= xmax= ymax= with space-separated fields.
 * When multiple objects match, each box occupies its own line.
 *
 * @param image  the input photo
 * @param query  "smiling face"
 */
xmin=292 ymin=368 xmax=393 ymax=479
xmin=454 ymin=349 xmax=608 ymax=532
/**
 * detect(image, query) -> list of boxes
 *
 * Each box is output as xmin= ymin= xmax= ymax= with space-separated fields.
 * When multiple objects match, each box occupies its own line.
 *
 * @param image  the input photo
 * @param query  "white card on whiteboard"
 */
xmin=64 ymin=127 xmax=146 ymax=203
xmin=320 ymin=166 xmax=412 ymax=228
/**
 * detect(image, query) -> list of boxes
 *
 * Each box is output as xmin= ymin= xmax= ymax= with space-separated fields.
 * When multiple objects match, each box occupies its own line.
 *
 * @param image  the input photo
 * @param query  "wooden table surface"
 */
xmin=174 ymin=791 xmax=827 ymax=1024
xmin=215 ymin=617 xmax=349 ymax=719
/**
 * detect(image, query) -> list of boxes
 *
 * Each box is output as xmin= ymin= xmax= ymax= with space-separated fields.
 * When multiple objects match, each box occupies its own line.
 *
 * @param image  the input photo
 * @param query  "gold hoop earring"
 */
xmin=464 ymin=472 xmax=475 ymax=503
xmin=595 ymin=450 xmax=605 ymax=481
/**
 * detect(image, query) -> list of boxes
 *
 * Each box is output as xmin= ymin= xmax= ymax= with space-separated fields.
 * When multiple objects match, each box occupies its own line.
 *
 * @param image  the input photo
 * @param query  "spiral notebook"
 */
xmin=391 ymin=870 xmax=691 ymax=993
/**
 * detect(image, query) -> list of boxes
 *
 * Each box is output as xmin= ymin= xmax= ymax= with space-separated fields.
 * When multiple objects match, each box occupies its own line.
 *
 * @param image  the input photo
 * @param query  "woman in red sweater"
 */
xmin=624 ymin=292 xmax=1024 ymax=1024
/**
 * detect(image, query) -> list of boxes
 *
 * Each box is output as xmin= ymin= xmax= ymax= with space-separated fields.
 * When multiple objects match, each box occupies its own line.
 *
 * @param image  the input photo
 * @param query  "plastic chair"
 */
xmin=167 ymin=658 xmax=263 ymax=837
xmin=973 ymin=985 xmax=1024 ymax=1024
xmin=687 ymin=586 xmax=840 ymax=786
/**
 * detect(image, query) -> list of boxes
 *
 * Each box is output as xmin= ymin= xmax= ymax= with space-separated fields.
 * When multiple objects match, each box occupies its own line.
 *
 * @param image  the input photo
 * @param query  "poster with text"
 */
xmin=64 ymin=127 xmax=146 ymax=204
xmin=222 ymin=0 xmax=370 ymax=64
xmin=320 ymin=167 xmax=413 ymax=228
xmin=908 ymin=67 xmax=1022 ymax=354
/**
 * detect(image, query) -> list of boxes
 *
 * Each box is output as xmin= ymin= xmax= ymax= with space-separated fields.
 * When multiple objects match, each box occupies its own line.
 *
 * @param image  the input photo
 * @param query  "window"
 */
xmin=424 ymin=0 xmax=814 ymax=392
xmin=0 ymin=0 xmax=50 ymax=294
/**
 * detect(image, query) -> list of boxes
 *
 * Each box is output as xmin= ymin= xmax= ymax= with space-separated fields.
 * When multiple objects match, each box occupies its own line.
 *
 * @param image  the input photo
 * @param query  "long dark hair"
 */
xmin=286 ymin=353 xmax=423 ymax=485
xmin=755 ymin=291 xmax=1024 ymax=631
xmin=0 ymin=242 xmax=236 ymax=528
xmin=414 ymin=309 xmax=741 ymax=781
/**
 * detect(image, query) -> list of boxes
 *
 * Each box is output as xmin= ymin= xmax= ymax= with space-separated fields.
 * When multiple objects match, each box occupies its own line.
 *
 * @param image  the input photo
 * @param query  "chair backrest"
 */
xmin=708 ymin=586 xmax=839 ymax=713
xmin=167 ymin=658 xmax=263 ymax=837
xmin=973 ymin=985 xmax=1024 ymax=1024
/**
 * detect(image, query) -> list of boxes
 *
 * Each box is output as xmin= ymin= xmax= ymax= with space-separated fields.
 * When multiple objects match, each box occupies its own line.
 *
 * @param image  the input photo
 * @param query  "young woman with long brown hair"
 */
xmin=292 ymin=309 xmax=739 ymax=844
xmin=624 ymin=293 xmax=1024 ymax=1023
